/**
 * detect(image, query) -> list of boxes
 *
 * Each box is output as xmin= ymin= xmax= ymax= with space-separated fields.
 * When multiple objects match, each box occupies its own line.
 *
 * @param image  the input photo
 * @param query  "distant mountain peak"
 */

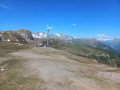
xmin=32 ymin=32 xmax=73 ymax=40
xmin=97 ymin=38 xmax=114 ymax=41
xmin=98 ymin=37 xmax=120 ymax=53
xmin=55 ymin=33 xmax=61 ymax=37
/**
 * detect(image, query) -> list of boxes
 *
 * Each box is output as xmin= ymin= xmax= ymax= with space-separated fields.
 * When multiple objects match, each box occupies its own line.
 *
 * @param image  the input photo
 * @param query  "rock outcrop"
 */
xmin=17 ymin=29 xmax=34 ymax=43
xmin=0 ymin=29 xmax=34 ymax=44
xmin=0 ymin=31 xmax=27 ymax=43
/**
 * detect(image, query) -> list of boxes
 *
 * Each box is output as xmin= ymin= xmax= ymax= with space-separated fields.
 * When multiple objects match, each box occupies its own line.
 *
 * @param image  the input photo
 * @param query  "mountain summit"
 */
xmin=32 ymin=32 xmax=73 ymax=40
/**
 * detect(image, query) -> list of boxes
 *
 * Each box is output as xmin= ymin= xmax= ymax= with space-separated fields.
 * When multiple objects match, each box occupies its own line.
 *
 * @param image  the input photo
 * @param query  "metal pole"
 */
xmin=47 ymin=29 xmax=49 ymax=47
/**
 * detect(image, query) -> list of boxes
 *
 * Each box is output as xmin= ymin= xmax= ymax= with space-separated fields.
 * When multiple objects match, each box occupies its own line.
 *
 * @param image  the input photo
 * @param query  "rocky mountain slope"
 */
xmin=48 ymin=39 xmax=120 ymax=67
xmin=32 ymin=32 xmax=118 ymax=54
xmin=68 ymin=38 xmax=118 ymax=54
xmin=17 ymin=29 xmax=34 ymax=42
xmin=0 ymin=29 xmax=33 ymax=43
xmin=0 ymin=30 xmax=120 ymax=66
xmin=99 ymin=38 xmax=120 ymax=53
xmin=0 ymin=31 xmax=27 ymax=43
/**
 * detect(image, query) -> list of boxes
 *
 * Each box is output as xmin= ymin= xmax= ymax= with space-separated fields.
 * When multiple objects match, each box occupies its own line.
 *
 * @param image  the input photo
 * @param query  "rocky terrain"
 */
xmin=68 ymin=38 xmax=116 ymax=53
xmin=0 ymin=29 xmax=119 ymax=54
xmin=0 ymin=29 xmax=120 ymax=67
xmin=100 ymin=37 xmax=120 ymax=53
xmin=0 ymin=31 xmax=27 ymax=43
xmin=33 ymin=32 xmax=119 ymax=54
xmin=0 ymin=45 xmax=120 ymax=90
xmin=0 ymin=29 xmax=33 ymax=44
xmin=0 ymin=30 xmax=120 ymax=89
xmin=17 ymin=29 xmax=34 ymax=42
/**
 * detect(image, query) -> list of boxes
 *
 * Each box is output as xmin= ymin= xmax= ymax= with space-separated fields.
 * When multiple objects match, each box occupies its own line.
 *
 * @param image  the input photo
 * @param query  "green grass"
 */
xmin=49 ymin=39 xmax=120 ymax=67
xmin=0 ymin=59 xmax=47 ymax=90
xmin=56 ymin=79 xmax=74 ymax=87
xmin=106 ymin=68 xmax=120 ymax=72
xmin=0 ymin=42 xmax=29 ymax=57
xmin=0 ymin=42 xmax=47 ymax=90
xmin=0 ymin=59 xmax=24 ymax=90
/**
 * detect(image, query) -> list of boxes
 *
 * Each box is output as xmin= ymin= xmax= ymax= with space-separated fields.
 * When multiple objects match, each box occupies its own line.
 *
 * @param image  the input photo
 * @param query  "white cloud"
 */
xmin=0 ymin=3 xmax=9 ymax=8
xmin=72 ymin=24 xmax=76 ymax=26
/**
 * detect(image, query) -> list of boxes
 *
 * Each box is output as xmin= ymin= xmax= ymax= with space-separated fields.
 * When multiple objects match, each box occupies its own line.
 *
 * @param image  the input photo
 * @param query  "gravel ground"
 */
xmin=10 ymin=47 xmax=120 ymax=90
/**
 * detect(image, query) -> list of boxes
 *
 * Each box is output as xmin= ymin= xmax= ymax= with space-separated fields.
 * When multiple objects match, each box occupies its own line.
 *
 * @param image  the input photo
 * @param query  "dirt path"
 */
xmin=10 ymin=47 xmax=120 ymax=90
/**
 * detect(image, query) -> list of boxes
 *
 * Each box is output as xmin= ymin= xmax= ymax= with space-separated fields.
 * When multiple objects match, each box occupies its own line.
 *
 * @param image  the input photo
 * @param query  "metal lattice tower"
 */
xmin=47 ymin=25 xmax=53 ymax=47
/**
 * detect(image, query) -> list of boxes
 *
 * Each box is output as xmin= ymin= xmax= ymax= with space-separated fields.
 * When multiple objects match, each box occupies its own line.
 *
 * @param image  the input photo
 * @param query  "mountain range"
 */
xmin=32 ymin=32 xmax=73 ymax=40
xmin=0 ymin=30 xmax=120 ymax=54
xmin=32 ymin=32 xmax=120 ymax=53
xmin=99 ymin=38 xmax=120 ymax=53
xmin=0 ymin=29 xmax=120 ymax=67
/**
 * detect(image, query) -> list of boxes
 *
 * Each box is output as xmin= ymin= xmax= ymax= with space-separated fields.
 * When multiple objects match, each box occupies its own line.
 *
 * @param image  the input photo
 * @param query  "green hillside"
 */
xmin=0 ymin=42 xmax=29 ymax=57
xmin=49 ymin=39 xmax=120 ymax=67
xmin=67 ymin=38 xmax=119 ymax=54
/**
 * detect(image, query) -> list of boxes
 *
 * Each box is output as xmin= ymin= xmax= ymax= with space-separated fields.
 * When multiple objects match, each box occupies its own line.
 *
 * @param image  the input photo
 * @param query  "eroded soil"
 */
xmin=0 ymin=47 xmax=120 ymax=90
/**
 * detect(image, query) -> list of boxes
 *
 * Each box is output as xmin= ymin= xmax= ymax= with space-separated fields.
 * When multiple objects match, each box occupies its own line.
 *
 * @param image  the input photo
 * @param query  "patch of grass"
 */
xmin=0 ymin=59 xmax=24 ymax=90
xmin=0 ymin=59 xmax=18 ymax=68
xmin=107 ymin=68 xmax=120 ymax=72
xmin=49 ymin=39 xmax=120 ymax=67
xmin=80 ymin=73 xmax=109 ymax=87
xmin=0 ymin=42 xmax=29 ymax=57
xmin=0 ymin=59 xmax=47 ymax=90
xmin=56 ymin=79 xmax=74 ymax=87
xmin=65 ymin=68 xmax=106 ymax=86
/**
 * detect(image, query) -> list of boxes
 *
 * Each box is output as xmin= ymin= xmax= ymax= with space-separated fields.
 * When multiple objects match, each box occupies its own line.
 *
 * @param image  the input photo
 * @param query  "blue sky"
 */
xmin=0 ymin=0 xmax=120 ymax=38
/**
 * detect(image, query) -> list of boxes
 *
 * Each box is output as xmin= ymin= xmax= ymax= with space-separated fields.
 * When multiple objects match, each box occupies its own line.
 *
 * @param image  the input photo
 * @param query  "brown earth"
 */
xmin=0 ymin=47 xmax=120 ymax=90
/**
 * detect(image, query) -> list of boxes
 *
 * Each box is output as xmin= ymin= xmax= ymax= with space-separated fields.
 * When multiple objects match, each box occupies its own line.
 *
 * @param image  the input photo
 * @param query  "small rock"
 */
xmin=1 ymin=68 xmax=4 ymax=71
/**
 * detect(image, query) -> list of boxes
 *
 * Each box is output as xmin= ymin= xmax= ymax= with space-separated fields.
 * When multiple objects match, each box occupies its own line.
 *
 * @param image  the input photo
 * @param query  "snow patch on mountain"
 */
xmin=55 ymin=34 xmax=61 ymax=37
xmin=97 ymin=38 xmax=114 ymax=41
xmin=32 ymin=32 xmax=47 ymax=39
xmin=32 ymin=32 xmax=73 ymax=40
